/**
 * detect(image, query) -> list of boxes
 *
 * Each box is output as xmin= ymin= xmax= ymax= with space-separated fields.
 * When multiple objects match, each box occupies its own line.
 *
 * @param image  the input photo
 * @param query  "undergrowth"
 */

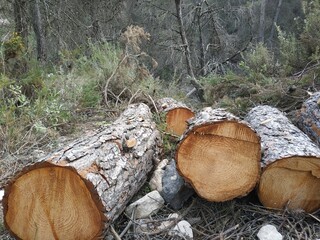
xmin=0 ymin=26 xmax=185 ymax=155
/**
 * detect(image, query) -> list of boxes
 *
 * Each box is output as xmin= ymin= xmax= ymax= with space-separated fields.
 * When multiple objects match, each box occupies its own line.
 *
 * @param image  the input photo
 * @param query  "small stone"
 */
xmin=257 ymin=224 xmax=283 ymax=240
xmin=125 ymin=190 xmax=164 ymax=219
xmin=149 ymin=159 xmax=169 ymax=192
xmin=169 ymin=220 xmax=193 ymax=239
xmin=161 ymin=159 xmax=194 ymax=210
xmin=0 ymin=189 xmax=4 ymax=202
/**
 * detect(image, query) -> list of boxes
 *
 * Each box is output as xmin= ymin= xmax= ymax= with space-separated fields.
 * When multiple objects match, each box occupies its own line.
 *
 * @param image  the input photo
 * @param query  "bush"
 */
xmin=240 ymin=43 xmax=277 ymax=78
xmin=79 ymin=81 xmax=102 ymax=108
xmin=277 ymin=26 xmax=307 ymax=75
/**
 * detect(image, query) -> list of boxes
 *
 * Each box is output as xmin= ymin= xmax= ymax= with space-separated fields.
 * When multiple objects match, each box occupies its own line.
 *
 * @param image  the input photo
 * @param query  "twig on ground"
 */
xmin=110 ymin=225 xmax=122 ymax=240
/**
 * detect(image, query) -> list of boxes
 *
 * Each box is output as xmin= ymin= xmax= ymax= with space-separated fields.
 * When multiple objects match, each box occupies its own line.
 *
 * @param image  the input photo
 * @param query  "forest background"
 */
xmin=0 ymin=0 xmax=320 ymax=160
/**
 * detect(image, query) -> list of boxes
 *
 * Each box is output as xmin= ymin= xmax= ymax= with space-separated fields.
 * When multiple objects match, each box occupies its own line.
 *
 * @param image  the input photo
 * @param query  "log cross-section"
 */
xmin=175 ymin=107 xmax=261 ymax=202
xmin=3 ymin=103 xmax=162 ymax=240
xmin=246 ymin=105 xmax=320 ymax=212
xmin=156 ymin=97 xmax=195 ymax=136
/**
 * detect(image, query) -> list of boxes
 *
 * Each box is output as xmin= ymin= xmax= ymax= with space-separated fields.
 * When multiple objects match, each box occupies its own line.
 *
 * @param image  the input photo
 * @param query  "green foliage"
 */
xmin=0 ymin=71 xmax=71 ymax=153
xmin=277 ymin=26 xmax=307 ymax=75
xmin=240 ymin=43 xmax=277 ymax=80
xmin=300 ymin=1 xmax=320 ymax=61
xmin=3 ymin=32 xmax=25 ymax=59
xmin=79 ymin=81 xmax=102 ymax=108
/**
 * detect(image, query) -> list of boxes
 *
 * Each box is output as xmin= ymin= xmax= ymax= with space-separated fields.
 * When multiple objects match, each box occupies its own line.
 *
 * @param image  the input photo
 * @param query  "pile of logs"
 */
xmin=2 ymin=94 xmax=320 ymax=239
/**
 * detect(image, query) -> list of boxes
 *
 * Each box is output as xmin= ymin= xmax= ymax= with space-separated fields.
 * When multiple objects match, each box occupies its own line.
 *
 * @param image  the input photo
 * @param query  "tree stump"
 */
xmin=3 ymin=103 xmax=162 ymax=240
xmin=246 ymin=105 xmax=320 ymax=212
xmin=156 ymin=98 xmax=195 ymax=136
xmin=296 ymin=92 xmax=320 ymax=146
xmin=175 ymin=107 xmax=261 ymax=202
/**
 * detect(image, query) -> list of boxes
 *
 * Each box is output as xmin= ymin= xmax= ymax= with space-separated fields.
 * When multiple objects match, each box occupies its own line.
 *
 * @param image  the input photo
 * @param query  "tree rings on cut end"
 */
xmin=156 ymin=97 xmax=195 ymax=136
xmin=176 ymin=121 xmax=261 ymax=202
xmin=165 ymin=108 xmax=195 ymax=136
xmin=258 ymin=156 xmax=320 ymax=213
xmin=3 ymin=162 xmax=104 ymax=240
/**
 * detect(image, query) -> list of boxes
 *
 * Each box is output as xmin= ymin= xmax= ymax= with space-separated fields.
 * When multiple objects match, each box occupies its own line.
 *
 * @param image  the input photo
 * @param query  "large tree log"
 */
xmin=3 ymin=103 xmax=162 ymax=240
xmin=246 ymin=105 xmax=320 ymax=212
xmin=156 ymin=97 xmax=195 ymax=136
xmin=296 ymin=92 xmax=320 ymax=146
xmin=175 ymin=107 xmax=261 ymax=202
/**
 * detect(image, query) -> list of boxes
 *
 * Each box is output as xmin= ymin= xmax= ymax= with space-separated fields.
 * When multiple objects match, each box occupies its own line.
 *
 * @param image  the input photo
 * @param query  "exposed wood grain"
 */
xmin=176 ymin=107 xmax=261 ymax=202
xmin=246 ymin=105 xmax=320 ymax=212
xmin=3 ymin=103 xmax=162 ymax=240
xmin=156 ymin=98 xmax=195 ymax=136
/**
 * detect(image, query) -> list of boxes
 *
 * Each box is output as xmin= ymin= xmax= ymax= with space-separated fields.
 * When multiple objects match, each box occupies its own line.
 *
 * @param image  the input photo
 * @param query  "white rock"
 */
xmin=149 ymin=159 xmax=169 ymax=192
xmin=0 ymin=189 xmax=4 ymax=201
xmin=159 ymin=213 xmax=180 ymax=229
xmin=125 ymin=190 xmax=164 ymax=219
xmin=257 ymin=224 xmax=283 ymax=240
xmin=169 ymin=220 xmax=193 ymax=239
xmin=136 ymin=213 xmax=180 ymax=233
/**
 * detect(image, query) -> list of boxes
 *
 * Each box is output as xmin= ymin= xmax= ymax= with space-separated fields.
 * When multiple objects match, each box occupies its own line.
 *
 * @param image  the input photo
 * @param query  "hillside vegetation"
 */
xmin=0 ymin=0 xmax=319 ymax=155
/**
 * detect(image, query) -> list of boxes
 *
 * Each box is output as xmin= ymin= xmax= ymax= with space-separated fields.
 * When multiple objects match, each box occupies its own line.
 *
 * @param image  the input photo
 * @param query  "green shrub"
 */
xmin=239 ymin=43 xmax=279 ymax=82
xmin=79 ymin=81 xmax=102 ymax=108
xmin=277 ymin=26 xmax=307 ymax=75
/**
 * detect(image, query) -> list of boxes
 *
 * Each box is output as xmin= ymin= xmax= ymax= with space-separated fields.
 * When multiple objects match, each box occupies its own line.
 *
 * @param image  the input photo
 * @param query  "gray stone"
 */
xmin=257 ymin=224 xmax=283 ymax=240
xmin=125 ymin=190 xmax=164 ymax=219
xmin=161 ymin=159 xmax=194 ymax=210
xmin=149 ymin=159 xmax=169 ymax=192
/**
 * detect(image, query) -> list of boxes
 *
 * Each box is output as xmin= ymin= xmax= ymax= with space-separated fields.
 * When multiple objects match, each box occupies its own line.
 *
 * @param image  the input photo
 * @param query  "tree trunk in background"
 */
xmin=246 ymin=105 xmax=320 ymax=213
xmin=258 ymin=0 xmax=266 ymax=43
xmin=175 ymin=0 xmax=195 ymax=79
xmin=30 ymin=0 xmax=46 ymax=62
xmin=196 ymin=4 xmax=206 ymax=76
xmin=174 ymin=0 xmax=205 ymax=101
xmin=176 ymin=107 xmax=261 ymax=202
xmin=269 ymin=0 xmax=283 ymax=46
xmin=3 ymin=103 xmax=162 ymax=239
xmin=13 ymin=0 xmax=28 ymax=47
xmin=296 ymin=92 xmax=320 ymax=147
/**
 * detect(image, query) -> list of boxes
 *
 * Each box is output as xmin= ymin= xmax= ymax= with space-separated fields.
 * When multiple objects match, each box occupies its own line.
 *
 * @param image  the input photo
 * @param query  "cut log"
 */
xmin=156 ymin=97 xmax=195 ymax=136
xmin=296 ymin=92 xmax=320 ymax=146
xmin=175 ymin=107 xmax=261 ymax=202
xmin=3 ymin=103 xmax=162 ymax=240
xmin=245 ymin=105 xmax=320 ymax=212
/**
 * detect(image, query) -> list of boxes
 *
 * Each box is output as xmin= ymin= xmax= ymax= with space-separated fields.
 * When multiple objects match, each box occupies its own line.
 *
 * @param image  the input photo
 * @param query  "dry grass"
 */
xmin=111 ymin=196 xmax=320 ymax=240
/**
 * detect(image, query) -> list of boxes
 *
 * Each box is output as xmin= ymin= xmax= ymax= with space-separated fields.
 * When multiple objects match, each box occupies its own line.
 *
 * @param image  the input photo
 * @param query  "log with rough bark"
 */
xmin=3 ymin=103 xmax=162 ymax=240
xmin=175 ymin=107 xmax=261 ymax=202
xmin=246 ymin=105 xmax=320 ymax=212
xmin=156 ymin=97 xmax=195 ymax=136
xmin=296 ymin=92 xmax=320 ymax=146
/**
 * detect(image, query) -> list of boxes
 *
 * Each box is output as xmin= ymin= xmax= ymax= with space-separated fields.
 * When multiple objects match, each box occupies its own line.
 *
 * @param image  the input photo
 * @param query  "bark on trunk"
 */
xmin=246 ymin=105 xmax=320 ymax=213
xmin=175 ymin=108 xmax=261 ymax=202
xmin=296 ymin=92 xmax=320 ymax=147
xmin=13 ymin=0 xmax=28 ymax=47
xmin=258 ymin=0 xmax=266 ymax=43
xmin=268 ymin=0 xmax=283 ymax=46
xmin=30 ymin=0 xmax=46 ymax=62
xmin=3 ymin=103 xmax=162 ymax=240
xmin=174 ymin=0 xmax=205 ymax=101
xmin=156 ymin=97 xmax=195 ymax=136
